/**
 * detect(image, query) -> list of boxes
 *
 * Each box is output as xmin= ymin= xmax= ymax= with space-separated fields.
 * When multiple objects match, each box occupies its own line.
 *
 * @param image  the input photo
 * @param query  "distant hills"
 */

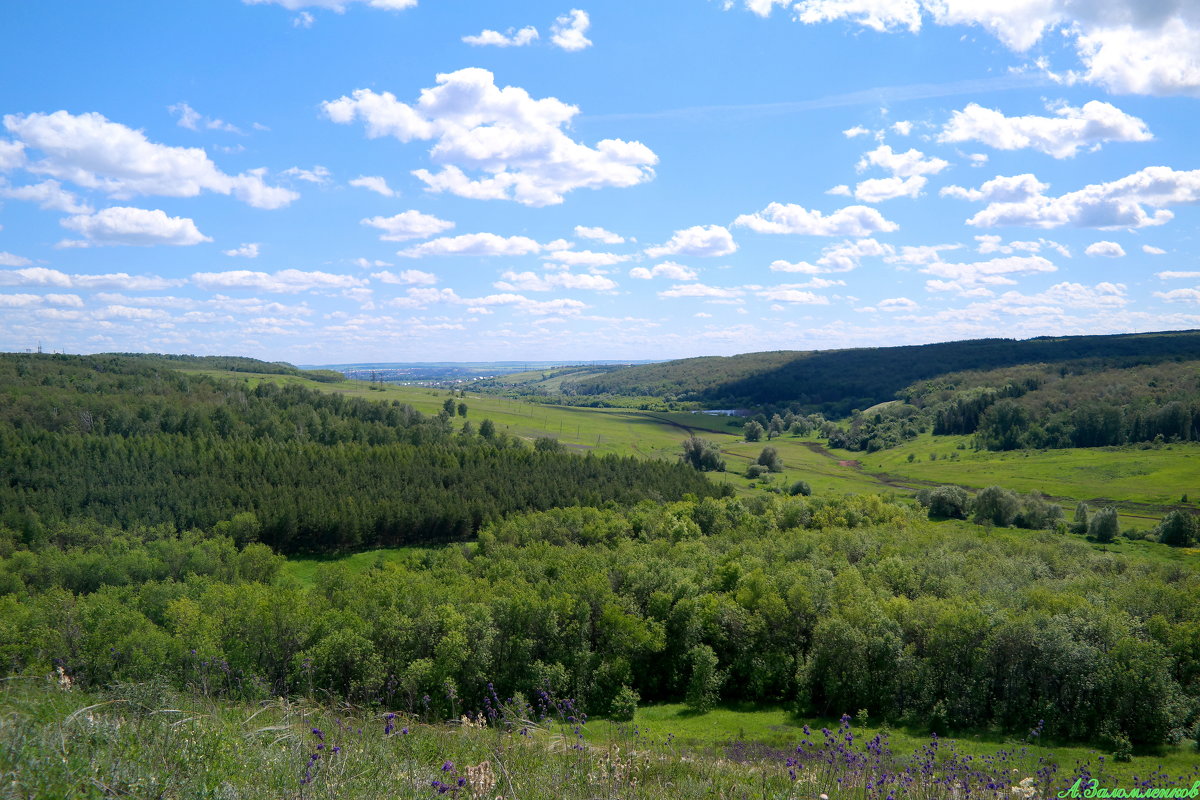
xmin=561 ymin=330 xmax=1200 ymax=416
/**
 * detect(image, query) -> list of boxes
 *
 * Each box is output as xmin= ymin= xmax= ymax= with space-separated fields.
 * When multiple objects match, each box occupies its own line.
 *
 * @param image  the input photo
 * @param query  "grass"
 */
xmin=280 ymin=546 xmax=439 ymax=587
xmin=3 ymin=681 xmax=1196 ymax=799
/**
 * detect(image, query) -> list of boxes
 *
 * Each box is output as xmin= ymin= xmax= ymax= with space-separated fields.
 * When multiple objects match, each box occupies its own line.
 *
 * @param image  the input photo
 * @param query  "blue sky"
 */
xmin=2 ymin=0 xmax=1199 ymax=363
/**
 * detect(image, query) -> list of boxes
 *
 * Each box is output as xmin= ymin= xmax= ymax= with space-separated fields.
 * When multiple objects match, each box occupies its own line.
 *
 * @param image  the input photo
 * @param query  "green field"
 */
xmin=184 ymin=369 xmax=1199 ymax=523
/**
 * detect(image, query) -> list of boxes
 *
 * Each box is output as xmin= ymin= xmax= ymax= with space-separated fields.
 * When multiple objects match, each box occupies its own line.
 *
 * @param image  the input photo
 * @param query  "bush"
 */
xmin=789 ymin=480 xmax=812 ymax=496
xmin=1155 ymin=510 xmax=1198 ymax=547
xmin=917 ymin=485 xmax=971 ymax=519
xmin=680 ymin=437 xmax=726 ymax=472
xmin=757 ymin=447 xmax=783 ymax=473
xmin=533 ymin=437 xmax=563 ymax=453
xmin=973 ymin=486 xmax=1020 ymax=527
xmin=746 ymin=464 xmax=768 ymax=479
xmin=610 ymin=685 xmax=639 ymax=722
xmin=1089 ymin=506 xmax=1120 ymax=543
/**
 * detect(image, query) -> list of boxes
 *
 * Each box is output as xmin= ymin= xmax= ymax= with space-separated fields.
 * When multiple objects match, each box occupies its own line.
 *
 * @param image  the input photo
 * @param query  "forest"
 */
xmin=561 ymin=329 xmax=1200 ymax=416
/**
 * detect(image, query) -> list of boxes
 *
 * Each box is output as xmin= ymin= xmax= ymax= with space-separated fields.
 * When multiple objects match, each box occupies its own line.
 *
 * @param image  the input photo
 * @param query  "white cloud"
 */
xmin=191 ymin=269 xmax=365 ymax=293
xmin=892 ymin=121 xmax=914 ymax=136
xmin=938 ymin=101 xmax=1152 ymax=158
xmin=494 ymin=270 xmax=617 ymax=292
xmin=843 ymin=125 xmax=871 ymax=138
xmin=941 ymin=173 xmax=1049 ymax=203
xmin=294 ymin=11 xmax=315 ymax=27
xmin=550 ymin=9 xmax=592 ymax=51
xmin=574 ymin=225 xmax=624 ymax=244
xmin=4 ymin=111 xmax=297 ymax=208
xmin=60 ymin=207 xmax=211 ymax=247
xmin=755 ymin=285 xmax=831 ymax=304
xmin=658 ymin=283 xmax=744 ymax=299
xmin=1142 ymin=245 xmax=1167 ymax=255
xmin=283 ymin=165 xmax=331 ymax=184
xmin=734 ymin=202 xmax=899 ymax=236
xmin=463 ymin=25 xmax=539 ymax=47
xmin=854 ymin=175 xmax=927 ymax=202
xmin=644 ymin=225 xmax=737 ymax=258
xmin=731 ymin=1 xmax=1200 ymax=96
xmin=972 ymin=235 xmax=1071 ymax=257
xmin=243 ymin=0 xmax=417 ymax=11
xmin=390 ymin=286 xmax=588 ymax=315
xmin=349 ymin=175 xmax=397 ymax=196
xmin=1085 ymin=240 xmax=1126 ymax=257
xmin=0 ymin=252 xmax=32 ymax=267
xmin=0 ymin=178 xmax=92 ymax=213
xmin=957 ymin=166 xmax=1200 ymax=230
xmin=884 ymin=243 xmax=963 ymax=265
xmin=167 ymin=103 xmax=242 ymax=134
xmin=769 ymin=259 xmax=821 ymax=274
xmin=397 ymin=232 xmax=543 ymax=257
xmin=0 ymin=267 xmax=182 ymax=291
xmin=362 ymin=210 xmax=454 ymax=241
xmin=879 ymin=296 xmax=918 ymax=311
xmin=1155 ymin=271 xmax=1200 ymax=280
xmin=0 ymin=140 xmax=25 ymax=170
xmin=0 ymin=293 xmax=45 ymax=308
xmin=541 ymin=249 xmax=629 ymax=267
xmin=827 ymin=184 xmax=852 ymax=196
xmin=922 ymin=254 xmax=1058 ymax=294
xmin=793 ymin=0 xmax=922 ymax=32
xmin=857 ymin=144 xmax=948 ymax=177
xmin=628 ymin=261 xmax=698 ymax=280
xmin=1155 ymin=287 xmax=1200 ymax=303
xmin=222 ymin=243 xmax=260 ymax=258
xmin=322 ymin=68 xmax=655 ymax=206
xmin=817 ymin=237 xmax=894 ymax=271
xmin=371 ymin=269 xmax=437 ymax=285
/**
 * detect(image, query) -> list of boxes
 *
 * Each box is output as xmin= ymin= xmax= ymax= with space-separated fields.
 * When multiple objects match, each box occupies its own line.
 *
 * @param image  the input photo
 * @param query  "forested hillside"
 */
xmin=0 ymin=355 xmax=725 ymax=552
xmin=564 ymin=330 xmax=1200 ymax=416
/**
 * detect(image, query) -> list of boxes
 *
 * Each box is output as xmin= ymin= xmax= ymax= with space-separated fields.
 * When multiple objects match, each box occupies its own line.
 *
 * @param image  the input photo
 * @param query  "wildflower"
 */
xmin=442 ymin=760 xmax=454 ymax=772
xmin=312 ymin=728 xmax=324 ymax=741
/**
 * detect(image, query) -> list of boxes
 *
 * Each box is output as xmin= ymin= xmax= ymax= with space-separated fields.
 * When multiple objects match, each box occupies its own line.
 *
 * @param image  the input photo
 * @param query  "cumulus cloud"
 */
xmin=390 ymin=286 xmax=588 ymax=315
xmin=727 ymin=1 xmax=1200 ymax=96
xmin=884 ymin=243 xmax=963 ymax=265
xmin=939 ymin=101 xmax=1152 ymax=158
xmin=734 ymin=202 xmax=899 ymax=236
xmin=322 ymin=68 xmax=655 ymax=206
xmin=0 ymin=140 xmax=25 ymax=170
xmin=941 ymin=173 xmax=1050 ymax=204
xmin=550 ymin=9 xmax=592 ymax=50
xmin=371 ymin=269 xmax=437 ymax=285
xmin=644 ymin=225 xmax=737 ymax=258
xmin=755 ymin=285 xmax=831 ymax=304
xmin=1143 ymin=244 xmax=1167 ymax=255
xmin=1155 ymin=271 xmax=1200 ymax=280
xmin=857 ymin=144 xmax=949 ymax=177
xmin=397 ymin=232 xmax=543 ymax=257
xmin=1155 ymin=287 xmax=1200 ymax=303
xmin=60 ymin=207 xmax=211 ymax=247
xmin=168 ymin=103 xmax=242 ymax=134
xmin=0 ymin=178 xmax=92 ymax=213
xmin=283 ymin=165 xmax=331 ymax=185
xmin=0 ymin=252 xmax=32 ymax=267
xmin=541 ymin=249 xmax=629 ymax=267
xmin=222 ymin=243 xmax=260 ymax=258
xmin=628 ymin=261 xmax=698 ymax=280
xmin=922 ymin=254 xmax=1058 ymax=294
xmin=574 ymin=225 xmax=624 ymax=244
xmin=4 ymin=111 xmax=297 ymax=208
xmin=1085 ymin=240 xmax=1126 ymax=257
xmin=463 ymin=25 xmax=539 ymax=46
xmin=348 ymin=175 xmax=396 ymax=197
xmin=843 ymin=125 xmax=871 ymax=138
xmin=854 ymin=175 xmax=927 ymax=202
xmin=0 ymin=267 xmax=182 ymax=291
xmin=955 ymin=166 xmax=1200 ymax=229
xmin=191 ymin=269 xmax=365 ymax=293
xmin=494 ymin=270 xmax=617 ymax=292
xmin=817 ymin=237 xmax=894 ymax=271
xmin=658 ymin=282 xmax=744 ymax=299
xmin=362 ymin=210 xmax=454 ymax=241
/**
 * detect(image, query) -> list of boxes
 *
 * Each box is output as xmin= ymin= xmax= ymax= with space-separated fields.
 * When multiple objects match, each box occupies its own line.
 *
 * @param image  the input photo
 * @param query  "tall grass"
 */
xmin=3 ymin=677 xmax=1197 ymax=800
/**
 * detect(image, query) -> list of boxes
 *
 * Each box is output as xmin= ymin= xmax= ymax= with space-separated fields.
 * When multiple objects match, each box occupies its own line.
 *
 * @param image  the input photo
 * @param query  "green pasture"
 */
xmin=617 ymin=703 xmax=1200 ymax=785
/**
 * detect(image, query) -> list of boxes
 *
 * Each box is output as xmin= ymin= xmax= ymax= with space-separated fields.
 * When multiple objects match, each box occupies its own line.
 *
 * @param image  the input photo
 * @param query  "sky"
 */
xmin=2 ymin=0 xmax=1199 ymax=364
